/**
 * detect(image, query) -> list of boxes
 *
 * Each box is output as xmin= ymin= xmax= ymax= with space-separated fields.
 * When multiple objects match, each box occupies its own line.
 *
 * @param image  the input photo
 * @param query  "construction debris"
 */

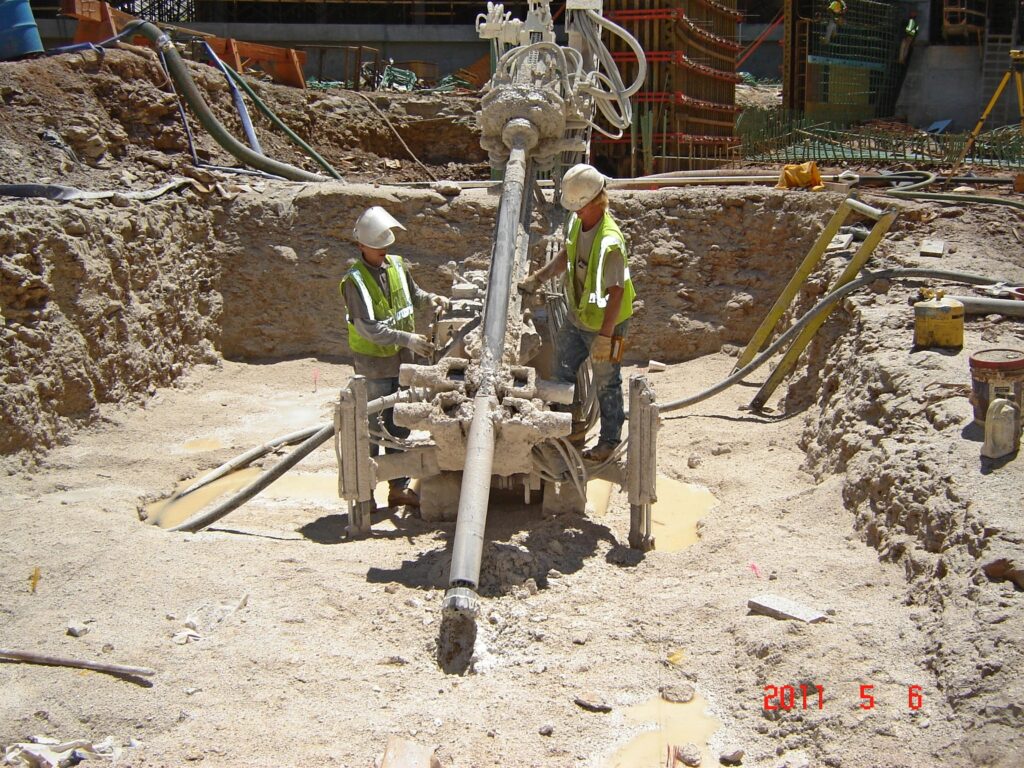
xmin=1 ymin=736 xmax=122 ymax=768
xmin=0 ymin=648 xmax=155 ymax=679
xmin=660 ymin=683 xmax=696 ymax=704
xmin=919 ymin=239 xmax=947 ymax=258
xmin=573 ymin=694 xmax=612 ymax=713
xmin=379 ymin=737 xmax=441 ymax=768
xmin=747 ymin=594 xmax=828 ymax=623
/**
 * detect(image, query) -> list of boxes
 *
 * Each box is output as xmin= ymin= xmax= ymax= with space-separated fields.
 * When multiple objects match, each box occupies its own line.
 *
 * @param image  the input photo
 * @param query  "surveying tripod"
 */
xmin=954 ymin=50 xmax=1024 ymax=170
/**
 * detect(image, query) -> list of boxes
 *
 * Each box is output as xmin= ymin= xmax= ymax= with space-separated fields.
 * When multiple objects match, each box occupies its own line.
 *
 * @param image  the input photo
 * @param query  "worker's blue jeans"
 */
xmin=554 ymin=320 xmax=629 ymax=446
xmin=365 ymin=376 xmax=409 ymax=490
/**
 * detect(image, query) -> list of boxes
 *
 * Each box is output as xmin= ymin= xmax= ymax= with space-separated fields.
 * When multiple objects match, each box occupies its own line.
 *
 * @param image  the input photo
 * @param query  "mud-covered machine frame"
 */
xmin=336 ymin=1 xmax=660 ymax=619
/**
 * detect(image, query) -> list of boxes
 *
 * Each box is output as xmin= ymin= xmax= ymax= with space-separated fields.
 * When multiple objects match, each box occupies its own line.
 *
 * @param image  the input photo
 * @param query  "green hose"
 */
xmin=221 ymin=64 xmax=343 ymax=180
xmin=134 ymin=22 xmax=325 ymax=183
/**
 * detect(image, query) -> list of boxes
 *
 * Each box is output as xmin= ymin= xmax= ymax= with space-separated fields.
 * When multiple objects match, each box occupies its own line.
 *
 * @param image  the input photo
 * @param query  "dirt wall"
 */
xmin=213 ymin=185 xmax=837 ymax=362
xmin=0 ymin=195 xmax=222 ymax=459
xmin=1 ymin=184 xmax=836 ymax=460
xmin=791 ymin=198 xmax=1024 ymax=766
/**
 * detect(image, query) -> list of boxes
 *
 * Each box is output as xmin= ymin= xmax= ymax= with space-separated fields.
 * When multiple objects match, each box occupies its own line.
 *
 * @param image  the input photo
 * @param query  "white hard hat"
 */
xmin=353 ymin=206 xmax=406 ymax=249
xmin=560 ymin=163 xmax=607 ymax=212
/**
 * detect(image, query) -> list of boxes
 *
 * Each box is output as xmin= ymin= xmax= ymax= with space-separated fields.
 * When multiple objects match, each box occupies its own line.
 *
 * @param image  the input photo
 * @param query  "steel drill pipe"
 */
xmin=443 ymin=123 xmax=536 ymax=612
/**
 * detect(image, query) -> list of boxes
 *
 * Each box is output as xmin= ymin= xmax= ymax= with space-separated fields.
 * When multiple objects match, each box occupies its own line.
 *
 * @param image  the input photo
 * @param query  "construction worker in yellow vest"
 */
xmin=340 ymin=205 xmax=449 ymax=508
xmin=823 ymin=0 xmax=846 ymax=43
xmin=520 ymin=163 xmax=636 ymax=463
xmin=899 ymin=9 xmax=919 ymax=64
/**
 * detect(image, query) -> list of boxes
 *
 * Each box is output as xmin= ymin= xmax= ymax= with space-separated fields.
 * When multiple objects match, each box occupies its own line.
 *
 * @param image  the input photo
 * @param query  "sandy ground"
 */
xmin=2 ymin=40 xmax=1024 ymax=768
xmin=0 ymin=349 xmax=974 ymax=768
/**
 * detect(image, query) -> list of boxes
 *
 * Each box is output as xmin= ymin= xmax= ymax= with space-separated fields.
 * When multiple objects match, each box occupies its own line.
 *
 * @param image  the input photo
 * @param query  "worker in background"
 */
xmin=341 ymin=205 xmax=449 ymax=509
xmin=899 ymin=10 xmax=919 ymax=65
xmin=520 ymin=163 xmax=636 ymax=463
xmin=823 ymin=0 xmax=847 ymax=44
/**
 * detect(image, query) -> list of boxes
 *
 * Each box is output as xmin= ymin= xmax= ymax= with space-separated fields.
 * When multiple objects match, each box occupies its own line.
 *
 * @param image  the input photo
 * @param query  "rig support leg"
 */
xmin=335 ymin=375 xmax=376 ymax=537
xmin=627 ymin=375 xmax=659 ymax=551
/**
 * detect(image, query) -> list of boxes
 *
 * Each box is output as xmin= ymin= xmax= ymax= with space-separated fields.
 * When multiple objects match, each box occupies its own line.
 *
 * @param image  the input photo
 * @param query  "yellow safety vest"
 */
xmin=341 ymin=254 xmax=415 ymax=357
xmin=564 ymin=212 xmax=636 ymax=332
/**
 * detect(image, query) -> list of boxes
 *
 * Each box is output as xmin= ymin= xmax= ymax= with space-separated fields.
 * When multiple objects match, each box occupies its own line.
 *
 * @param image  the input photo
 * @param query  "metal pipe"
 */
xmin=443 ymin=123 xmax=536 ymax=610
xmin=480 ymin=130 xmax=533 ymax=378
xmin=446 ymin=395 xmax=498 ymax=590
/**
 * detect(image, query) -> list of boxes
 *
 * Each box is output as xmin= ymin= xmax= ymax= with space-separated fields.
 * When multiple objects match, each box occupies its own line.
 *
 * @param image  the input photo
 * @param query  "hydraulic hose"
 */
xmin=201 ymin=42 xmax=263 ymax=155
xmin=170 ymin=423 xmax=335 ymax=533
xmin=169 ymin=392 xmax=406 ymax=533
xmin=586 ymin=9 xmax=647 ymax=99
xmin=221 ymin=63 xmax=344 ymax=180
xmin=44 ymin=19 xmax=147 ymax=56
xmin=659 ymin=267 xmax=1009 ymax=414
xmin=170 ymin=424 xmax=326 ymax=501
xmin=132 ymin=21 xmax=325 ymax=182
xmin=882 ymin=190 xmax=1024 ymax=212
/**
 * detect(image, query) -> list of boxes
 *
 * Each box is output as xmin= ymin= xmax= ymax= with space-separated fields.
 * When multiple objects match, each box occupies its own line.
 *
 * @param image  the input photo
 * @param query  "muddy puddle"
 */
xmin=143 ymin=471 xmax=390 ymax=529
xmin=145 ymin=467 xmax=715 ymax=540
xmin=605 ymin=693 xmax=720 ymax=767
xmin=588 ymin=475 xmax=717 ymax=551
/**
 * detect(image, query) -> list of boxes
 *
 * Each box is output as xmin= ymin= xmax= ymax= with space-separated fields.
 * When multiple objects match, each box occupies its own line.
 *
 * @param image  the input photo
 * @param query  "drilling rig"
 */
xmin=333 ymin=1 xmax=661 ymax=656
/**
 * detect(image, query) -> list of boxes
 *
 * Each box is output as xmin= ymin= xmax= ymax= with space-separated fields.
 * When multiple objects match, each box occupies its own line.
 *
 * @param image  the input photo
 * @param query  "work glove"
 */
xmin=519 ymin=273 xmax=542 ymax=295
xmin=430 ymin=295 xmax=451 ymax=315
xmin=590 ymin=334 xmax=613 ymax=363
xmin=402 ymin=333 xmax=434 ymax=358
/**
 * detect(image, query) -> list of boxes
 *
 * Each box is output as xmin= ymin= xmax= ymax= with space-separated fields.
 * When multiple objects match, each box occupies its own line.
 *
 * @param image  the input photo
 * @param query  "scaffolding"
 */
xmin=591 ymin=1 xmax=741 ymax=175
xmin=783 ymin=0 xmax=900 ymax=125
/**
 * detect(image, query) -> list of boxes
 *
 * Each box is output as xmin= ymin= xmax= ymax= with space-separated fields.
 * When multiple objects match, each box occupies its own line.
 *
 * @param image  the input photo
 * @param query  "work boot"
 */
xmin=582 ymin=441 xmax=620 ymax=463
xmin=387 ymin=486 xmax=420 ymax=508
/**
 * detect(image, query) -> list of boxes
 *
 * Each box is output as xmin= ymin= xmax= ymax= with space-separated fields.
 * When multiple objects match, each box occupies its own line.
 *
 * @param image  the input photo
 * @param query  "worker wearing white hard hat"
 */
xmin=340 ymin=205 xmax=450 ymax=508
xmin=520 ymin=163 xmax=637 ymax=463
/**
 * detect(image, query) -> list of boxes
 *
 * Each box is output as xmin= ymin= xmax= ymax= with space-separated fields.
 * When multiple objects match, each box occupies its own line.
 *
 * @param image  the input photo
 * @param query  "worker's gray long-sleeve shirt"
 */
xmin=341 ymin=256 xmax=437 ymax=379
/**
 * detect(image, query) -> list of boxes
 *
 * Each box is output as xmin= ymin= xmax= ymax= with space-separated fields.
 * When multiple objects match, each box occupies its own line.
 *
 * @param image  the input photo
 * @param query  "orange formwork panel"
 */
xmin=59 ymin=0 xmax=307 ymax=89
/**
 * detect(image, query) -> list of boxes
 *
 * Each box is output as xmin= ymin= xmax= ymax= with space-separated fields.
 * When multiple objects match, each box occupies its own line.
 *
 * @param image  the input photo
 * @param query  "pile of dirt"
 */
xmin=0 ymin=47 xmax=486 ymax=189
xmin=788 ymin=195 xmax=1024 ymax=763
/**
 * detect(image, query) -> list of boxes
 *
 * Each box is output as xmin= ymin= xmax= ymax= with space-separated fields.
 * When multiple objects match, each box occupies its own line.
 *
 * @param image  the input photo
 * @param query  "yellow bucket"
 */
xmin=914 ymin=297 xmax=964 ymax=349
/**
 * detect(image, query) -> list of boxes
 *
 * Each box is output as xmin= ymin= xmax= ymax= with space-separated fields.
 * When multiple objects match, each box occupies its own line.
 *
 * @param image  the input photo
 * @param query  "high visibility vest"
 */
xmin=564 ymin=212 xmax=636 ymax=332
xmin=341 ymin=254 xmax=415 ymax=357
xmin=905 ymin=18 xmax=919 ymax=37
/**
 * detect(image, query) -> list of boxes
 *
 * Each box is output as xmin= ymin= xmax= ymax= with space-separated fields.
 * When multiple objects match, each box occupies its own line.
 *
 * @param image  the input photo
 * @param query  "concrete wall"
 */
xmin=894 ymin=45 xmax=982 ymax=130
xmin=736 ymin=22 xmax=784 ymax=81
xmin=37 ymin=20 xmax=489 ymax=80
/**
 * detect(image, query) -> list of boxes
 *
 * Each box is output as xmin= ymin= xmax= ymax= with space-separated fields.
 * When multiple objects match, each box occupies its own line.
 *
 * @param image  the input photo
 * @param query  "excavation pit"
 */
xmin=5 ymin=178 xmax=1024 ymax=766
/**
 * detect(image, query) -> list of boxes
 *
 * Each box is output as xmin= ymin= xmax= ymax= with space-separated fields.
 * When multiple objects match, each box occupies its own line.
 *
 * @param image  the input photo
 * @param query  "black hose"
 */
xmin=170 ymin=424 xmax=326 ymax=501
xmin=170 ymin=424 xmax=335 ymax=533
xmin=660 ymin=267 xmax=1008 ymax=413
xmin=132 ymin=22 xmax=325 ymax=182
